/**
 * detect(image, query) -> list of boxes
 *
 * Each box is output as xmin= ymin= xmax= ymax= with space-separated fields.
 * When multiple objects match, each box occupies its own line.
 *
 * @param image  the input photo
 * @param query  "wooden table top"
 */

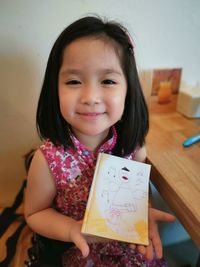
xmin=146 ymin=96 xmax=200 ymax=248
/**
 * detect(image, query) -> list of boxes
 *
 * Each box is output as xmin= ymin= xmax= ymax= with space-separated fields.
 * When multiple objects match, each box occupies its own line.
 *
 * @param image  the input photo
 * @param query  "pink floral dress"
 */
xmin=40 ymin=127 xmax=167 ymax=267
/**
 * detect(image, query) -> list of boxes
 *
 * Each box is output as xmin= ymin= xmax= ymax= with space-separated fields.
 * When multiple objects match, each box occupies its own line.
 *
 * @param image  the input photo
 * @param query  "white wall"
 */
xmin=0 ymin=0 xmax=200 ymax=206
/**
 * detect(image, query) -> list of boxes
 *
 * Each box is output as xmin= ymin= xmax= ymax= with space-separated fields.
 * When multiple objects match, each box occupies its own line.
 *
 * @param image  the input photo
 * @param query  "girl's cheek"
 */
xmin=111 ymin=94 xmax=125 ymax=103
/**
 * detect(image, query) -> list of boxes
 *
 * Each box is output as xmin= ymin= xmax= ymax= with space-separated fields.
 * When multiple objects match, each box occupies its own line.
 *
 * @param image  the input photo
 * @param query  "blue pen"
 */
xmin=183 ymin=133 xmax=200 ymax=147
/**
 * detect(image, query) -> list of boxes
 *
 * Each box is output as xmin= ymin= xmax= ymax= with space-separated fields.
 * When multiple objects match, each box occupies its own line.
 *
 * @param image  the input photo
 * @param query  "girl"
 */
xmin=25 ymin=16 xmax=175 ymax=266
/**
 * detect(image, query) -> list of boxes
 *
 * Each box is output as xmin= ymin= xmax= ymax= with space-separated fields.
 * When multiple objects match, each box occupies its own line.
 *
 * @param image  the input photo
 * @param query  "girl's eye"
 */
xmin=66 ymin=80 xmax=81 ymax=85
xmin=102 ymin=79 xmax=116 ymax=85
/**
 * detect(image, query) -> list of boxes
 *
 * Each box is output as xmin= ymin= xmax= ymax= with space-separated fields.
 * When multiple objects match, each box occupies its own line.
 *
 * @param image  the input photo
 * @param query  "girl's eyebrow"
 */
xmin=102 ymin=68 xmax=123 ymax=75
xmin=59 ymin=69 xmax=82 ymax=76
xmin=60 ymin=68 xmax=123 ymax=76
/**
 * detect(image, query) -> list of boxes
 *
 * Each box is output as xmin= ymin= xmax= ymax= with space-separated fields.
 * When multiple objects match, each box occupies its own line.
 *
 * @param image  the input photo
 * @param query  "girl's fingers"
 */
xmin=151 ymin=233 xmax=163 ymax=259
xmin=137 ymin=245 xmax=146 ymax=255
xmin=148 ymin=208 xmax=175 ymax=259
xmin=148 ymin=219 xmax=162 ymax=258
xmin=151 ymin=208 xmax=176 ymax=223
xmin=145 ymin=239 xmax=154 ymax=260
xmin=129 ymin=243 xmax=136 ymax=250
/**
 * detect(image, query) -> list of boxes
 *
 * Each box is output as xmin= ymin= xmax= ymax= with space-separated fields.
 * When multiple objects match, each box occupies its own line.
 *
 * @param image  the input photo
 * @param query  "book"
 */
xmin=81 ymin=153 xmax=151 ymax=245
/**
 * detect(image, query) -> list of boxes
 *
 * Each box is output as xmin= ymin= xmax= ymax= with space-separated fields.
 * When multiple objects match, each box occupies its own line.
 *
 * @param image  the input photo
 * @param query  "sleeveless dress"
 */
xmin=40 ymin=127 xmax=167 ymax=267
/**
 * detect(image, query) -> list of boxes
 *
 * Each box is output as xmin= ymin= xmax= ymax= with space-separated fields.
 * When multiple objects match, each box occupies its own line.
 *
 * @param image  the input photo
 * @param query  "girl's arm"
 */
xmin=24 ymin=149 xmax=89 ymax=257
xmin=133 ymin=145 xmax=147 ymax=162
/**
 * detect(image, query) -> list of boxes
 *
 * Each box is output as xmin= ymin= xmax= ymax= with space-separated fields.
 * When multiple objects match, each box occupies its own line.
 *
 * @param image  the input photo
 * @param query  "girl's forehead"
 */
xmin=60 ymin=36 xmax=123 ymax=72
xmin=66 ymin=35 xmax=121 ymax=52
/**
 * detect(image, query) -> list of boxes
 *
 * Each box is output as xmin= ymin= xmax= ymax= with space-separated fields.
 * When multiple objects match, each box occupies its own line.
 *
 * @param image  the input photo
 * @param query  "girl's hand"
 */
xmin=68 ymin=220 xmax=90 ymax=258
xmin=68 ymin=220 xmax=111 ymax=258
xmin=129 ymin=207 xmax=176 ymax=260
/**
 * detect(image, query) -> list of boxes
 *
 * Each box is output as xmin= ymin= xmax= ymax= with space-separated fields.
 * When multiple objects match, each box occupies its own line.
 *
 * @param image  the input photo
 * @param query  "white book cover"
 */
xmin=81 ymin=153 xmax=151 ymax=245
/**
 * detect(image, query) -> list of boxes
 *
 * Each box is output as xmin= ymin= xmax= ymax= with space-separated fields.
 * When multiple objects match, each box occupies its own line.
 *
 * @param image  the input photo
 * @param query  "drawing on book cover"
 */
xmin=98 ymin=165 xmax=147 ymax=239
xmin=82 ymin=153 xmax=150 ymax=244
xmin=92 ymin=153 xmax=150 ymax=244
xmin=102 ymin=166 xmax=146 ymax=222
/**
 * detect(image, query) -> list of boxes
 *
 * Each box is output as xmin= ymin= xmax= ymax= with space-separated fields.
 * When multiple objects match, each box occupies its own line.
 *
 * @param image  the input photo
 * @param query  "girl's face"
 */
xmin=58 ymin=37 xmax=127 ymax=149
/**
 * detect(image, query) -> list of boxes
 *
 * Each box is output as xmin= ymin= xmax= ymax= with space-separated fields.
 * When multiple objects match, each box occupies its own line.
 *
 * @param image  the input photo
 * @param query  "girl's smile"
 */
xmin=76 ymin=112 xmax=106 ymax=121
xmin=58 ymin=37 xmax=127 ymax=149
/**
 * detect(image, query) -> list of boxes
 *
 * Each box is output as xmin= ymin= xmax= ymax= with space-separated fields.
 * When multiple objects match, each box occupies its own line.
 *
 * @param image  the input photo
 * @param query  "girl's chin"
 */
xmin=72 ymin=127 xmax=110 ymax=138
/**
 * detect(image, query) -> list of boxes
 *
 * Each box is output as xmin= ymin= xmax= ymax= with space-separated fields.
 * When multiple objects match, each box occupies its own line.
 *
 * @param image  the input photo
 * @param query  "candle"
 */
xmin=157 ymin=81 xmax=172 ymax=104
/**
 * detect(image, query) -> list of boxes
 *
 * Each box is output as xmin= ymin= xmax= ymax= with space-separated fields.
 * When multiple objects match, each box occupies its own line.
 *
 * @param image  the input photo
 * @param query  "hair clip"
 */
xmin=126 ymin=31 xmax=135 ymax=49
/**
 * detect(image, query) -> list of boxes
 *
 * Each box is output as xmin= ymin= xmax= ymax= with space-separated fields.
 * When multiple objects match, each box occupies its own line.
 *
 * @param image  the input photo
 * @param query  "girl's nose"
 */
xmin=80 ymin=85 xmax=101 ymax=105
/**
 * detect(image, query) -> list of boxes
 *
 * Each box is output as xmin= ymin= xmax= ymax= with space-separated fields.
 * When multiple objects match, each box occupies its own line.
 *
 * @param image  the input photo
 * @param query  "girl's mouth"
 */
xmin=77 ymin=112 xmax=105 ymax=121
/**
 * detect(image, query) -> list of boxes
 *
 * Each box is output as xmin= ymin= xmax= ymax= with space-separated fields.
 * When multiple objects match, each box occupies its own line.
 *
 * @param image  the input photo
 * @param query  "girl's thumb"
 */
xmin=74 ymin=235 xmax=90 ymax=258
xmin=81 ymin=244 xmax=90 ymax=258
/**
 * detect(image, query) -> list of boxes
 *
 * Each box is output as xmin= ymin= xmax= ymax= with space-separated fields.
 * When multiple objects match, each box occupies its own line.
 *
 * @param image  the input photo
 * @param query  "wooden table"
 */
xmin=146 ymin=96 xmax=200 ymax=249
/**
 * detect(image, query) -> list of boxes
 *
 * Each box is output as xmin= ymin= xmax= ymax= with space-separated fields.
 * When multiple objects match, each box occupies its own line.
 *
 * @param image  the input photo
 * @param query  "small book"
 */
xmin=81 ymin=153 xmax=151 ymax=245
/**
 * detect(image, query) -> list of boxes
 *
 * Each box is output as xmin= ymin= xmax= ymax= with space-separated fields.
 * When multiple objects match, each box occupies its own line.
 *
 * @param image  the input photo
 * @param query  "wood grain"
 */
xmin=146 ymin=102 xmax=200 ymax=248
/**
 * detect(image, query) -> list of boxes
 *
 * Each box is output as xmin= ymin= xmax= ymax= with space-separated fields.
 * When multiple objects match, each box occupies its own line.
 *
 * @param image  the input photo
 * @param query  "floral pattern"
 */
xmin=40 ymin=127 xmax=167 ymax=267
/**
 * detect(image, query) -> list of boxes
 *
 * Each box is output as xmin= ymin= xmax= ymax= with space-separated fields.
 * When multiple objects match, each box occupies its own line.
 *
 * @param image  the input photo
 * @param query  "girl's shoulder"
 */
xmin=39 ymin=140 xmax=66 ymax=166
xmin=126 ymin=145 xmax=146 ymax=163
xmin=40 ymin=139 xmax=64 ymax=153
xmin=39 ymin=140 xmax=69 ymax=160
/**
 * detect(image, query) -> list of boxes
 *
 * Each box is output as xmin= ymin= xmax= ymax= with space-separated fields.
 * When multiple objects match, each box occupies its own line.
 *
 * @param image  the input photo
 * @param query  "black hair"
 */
xmin=36 ymin=15 xmax=149 ymax=156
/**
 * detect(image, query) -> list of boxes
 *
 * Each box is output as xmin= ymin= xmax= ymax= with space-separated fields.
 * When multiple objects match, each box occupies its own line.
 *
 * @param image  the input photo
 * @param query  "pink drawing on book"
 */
xmin=104 ymin=166 xmax=146 ymax=226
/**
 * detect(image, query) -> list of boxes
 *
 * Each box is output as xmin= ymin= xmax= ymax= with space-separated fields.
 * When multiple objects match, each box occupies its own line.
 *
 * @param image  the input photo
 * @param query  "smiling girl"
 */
xmin=25 ymin=16 xmax=175 ymax=266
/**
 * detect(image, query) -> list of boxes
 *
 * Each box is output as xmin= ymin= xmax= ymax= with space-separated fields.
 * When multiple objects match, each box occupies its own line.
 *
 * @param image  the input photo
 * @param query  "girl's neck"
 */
xmin=72 ymin=129 xmax=110 ymax=152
